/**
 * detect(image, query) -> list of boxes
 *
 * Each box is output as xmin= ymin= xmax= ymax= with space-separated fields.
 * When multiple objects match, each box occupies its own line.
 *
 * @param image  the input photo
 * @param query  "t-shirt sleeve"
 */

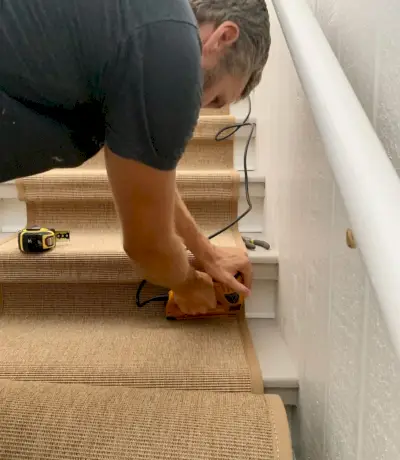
xmin=103 ymin=21 xmax=203 ymax=171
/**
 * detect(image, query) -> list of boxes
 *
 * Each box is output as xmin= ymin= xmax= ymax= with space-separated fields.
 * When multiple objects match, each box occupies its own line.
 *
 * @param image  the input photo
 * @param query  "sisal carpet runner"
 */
xmin=0 ymin=381 xmax=292 ymax=460
xmin=0 ymin=109 xmax=292 ymax=459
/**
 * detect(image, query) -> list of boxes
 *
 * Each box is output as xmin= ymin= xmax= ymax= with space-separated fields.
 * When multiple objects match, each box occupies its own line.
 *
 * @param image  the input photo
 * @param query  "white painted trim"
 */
xmin=0 ymin=181 xmax=18 ymax=198
xmin=1 ymin=225 xmax=24 ymax=233
xmin=245 ymin=279 xmax=276 ymax=319
xmin=249 ymin=247 xmax=279 ymax=264
xmin=238 ymin=226 xmax=264 ymax=234
xmin=272 ymin=0 xmax=400 ymax=360
xmin=245 ymin=312 xmax=275 ymax=319
xmin=0 ymin=198 xmax=26 ymax=232
xmin=231 ymin=94 xmax=263 ymax=174
xmin=251 ymin=251 xmax=279 ymax=281
xmin=231 ymin=112 xmax=257 ymax=171
xmin=230 ymin=94 xmax=255 ymax=120
xmin=232 ymin=116 xmax=256 ymax=135
xmin=241 ymin=171 xmax=264 ymax=183
xmin=248 ymin=319 xmax=299 ymax=396
xmin=235 ymin=137 xmax=256 ymax=171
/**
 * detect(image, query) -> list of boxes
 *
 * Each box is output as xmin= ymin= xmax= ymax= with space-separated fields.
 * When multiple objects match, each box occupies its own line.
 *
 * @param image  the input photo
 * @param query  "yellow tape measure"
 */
xmin=18 ymin=226 xmax=70 ymax=253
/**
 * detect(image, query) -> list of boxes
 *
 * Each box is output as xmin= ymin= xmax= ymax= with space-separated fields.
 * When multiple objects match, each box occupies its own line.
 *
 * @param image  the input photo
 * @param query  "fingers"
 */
xmin=231 ymin=247 xmax=253 ymax=292
xmin=240 ymin=260 xmax=253 ymax=291
xmin=234 ymin=248 xmax=253 ymax=292
xmin=222 ymin=274 xmax=251 ymax=296
xmin=173 ymin=264 xmax=251 ymax=317
xmin=231 ymin=248 xmax=253 ymax=291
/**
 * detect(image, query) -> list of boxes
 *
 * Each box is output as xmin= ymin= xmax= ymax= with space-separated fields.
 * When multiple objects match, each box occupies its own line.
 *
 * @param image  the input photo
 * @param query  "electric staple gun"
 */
xmin=165 ymin=272 xmax=245 ymax=320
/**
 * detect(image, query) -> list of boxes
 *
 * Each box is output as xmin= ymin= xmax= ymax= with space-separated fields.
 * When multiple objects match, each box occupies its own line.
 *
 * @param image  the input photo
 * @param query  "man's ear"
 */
xmin=202 ymin=21 xmax=239 ymax=56
xmin=210 ymin=21 xmax=240 ymax=52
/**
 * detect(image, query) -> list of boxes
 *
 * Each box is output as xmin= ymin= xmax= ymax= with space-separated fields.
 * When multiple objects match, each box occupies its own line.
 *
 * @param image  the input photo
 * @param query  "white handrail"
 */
xmin=272 ymin=0 xmax=400 ymax=357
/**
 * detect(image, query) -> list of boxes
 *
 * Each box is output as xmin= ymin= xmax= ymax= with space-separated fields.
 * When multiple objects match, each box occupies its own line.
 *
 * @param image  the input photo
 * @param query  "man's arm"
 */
xmin=101 ymin=19 xmax=204 ymax=290
xmin=174 ymin=185 xmax=215 ymax=261
xmin=105 ymin=147 xmax=195 ymax=290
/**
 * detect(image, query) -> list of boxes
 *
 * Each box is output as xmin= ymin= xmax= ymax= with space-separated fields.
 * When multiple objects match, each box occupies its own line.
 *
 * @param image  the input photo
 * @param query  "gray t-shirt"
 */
xmin=0 ymin=0 xmax=202 ymax=181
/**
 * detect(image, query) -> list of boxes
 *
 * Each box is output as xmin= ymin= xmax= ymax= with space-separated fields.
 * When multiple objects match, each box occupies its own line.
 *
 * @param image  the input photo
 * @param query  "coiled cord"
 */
xmin=136 ymin=96 xmax=255 ymax=308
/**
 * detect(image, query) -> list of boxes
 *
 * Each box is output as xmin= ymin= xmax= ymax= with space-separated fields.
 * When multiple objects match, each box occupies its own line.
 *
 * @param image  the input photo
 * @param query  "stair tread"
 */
xmin=0 ymin=313 xmax=296 ymax=393
xmin=247 ymin=245 xmax=278 ymax=264
xmin=16 ymin=169 xmax=239 ymax=204
xmin=0 ymin=232 xmax=278 ymax=262
xmin=17 ymin=168 xmax=239 ymax=181
xmin=0 ymin=380 xmax=292 ymax=460
xmin=0 ymin=229 xmax=239 ymax=256
xmin=0 ymin=169 xmax=264 ymax=189
xmin=0 ymin=233 xmax=278 ymax=283
xmin=0 ymin=315 xmax=258 ymax=391
xmin=248 ymin=319 xmax=299 ymax=389
xmin=192 ymin=114 xmax=236 ymax=139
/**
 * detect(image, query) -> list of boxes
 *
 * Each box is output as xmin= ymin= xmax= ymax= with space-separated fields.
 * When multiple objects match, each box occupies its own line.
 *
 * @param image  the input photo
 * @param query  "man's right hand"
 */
xmin=173 ymin=270 xmax=216 ymax=315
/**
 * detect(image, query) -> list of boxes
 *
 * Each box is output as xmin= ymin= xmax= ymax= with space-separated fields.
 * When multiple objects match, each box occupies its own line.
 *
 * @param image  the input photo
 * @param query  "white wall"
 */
xmin=256 ymin=1 xmax=400 ymax=458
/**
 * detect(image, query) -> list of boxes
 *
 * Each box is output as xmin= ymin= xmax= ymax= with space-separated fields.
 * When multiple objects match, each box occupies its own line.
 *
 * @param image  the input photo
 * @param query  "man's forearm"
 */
xmin=105 ymin=147 xmax=199 ymax=291
xmin=174 ymin=187 xmax=215 ymax=261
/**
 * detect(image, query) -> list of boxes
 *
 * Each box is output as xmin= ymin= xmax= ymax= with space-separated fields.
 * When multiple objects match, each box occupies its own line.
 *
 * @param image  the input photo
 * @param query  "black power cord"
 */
xmin=136 ymin=96 xmax=255 ymax=309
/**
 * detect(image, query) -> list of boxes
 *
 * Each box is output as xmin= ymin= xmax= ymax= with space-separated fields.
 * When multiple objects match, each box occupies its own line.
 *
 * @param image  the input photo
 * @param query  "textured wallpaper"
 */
xmin=256 ymin=1 xmax=400 ymax=458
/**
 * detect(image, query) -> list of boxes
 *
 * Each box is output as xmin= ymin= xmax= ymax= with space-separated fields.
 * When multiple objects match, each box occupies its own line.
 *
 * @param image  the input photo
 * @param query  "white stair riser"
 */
xmin=0 ymin=199 xmax=26 ymax=232
xmin=230 ymin=95 xmax=254 ymax=120
xmin=247 ymin=319 xmax=299 ymax=403
xmin=238 ymin=193 xmax=264 ymax=234
xmin=231 ymin=95 xmax=257 ymax=170
xmin=245 ymin=280 xmax=276 ymax=319
xmin=234 ymin=133 xmax=256 ymax=171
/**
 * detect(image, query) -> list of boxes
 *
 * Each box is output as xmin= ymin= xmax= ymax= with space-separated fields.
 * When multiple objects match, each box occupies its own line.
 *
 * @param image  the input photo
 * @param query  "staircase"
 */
xmin=0 ymin=100 xmax=298 ymax=458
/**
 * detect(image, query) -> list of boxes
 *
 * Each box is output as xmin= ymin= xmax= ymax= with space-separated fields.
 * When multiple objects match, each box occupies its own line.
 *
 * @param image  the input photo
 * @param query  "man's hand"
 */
xmin=173 ymin=270 xmax=216 ymax=315
xmin=173 ymin=187 xmax=252 ymax=296
xmin=199 ymin=245 xmax=252 ymax=296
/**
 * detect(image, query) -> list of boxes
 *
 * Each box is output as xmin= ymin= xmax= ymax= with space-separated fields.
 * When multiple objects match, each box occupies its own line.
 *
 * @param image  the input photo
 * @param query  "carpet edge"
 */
xmin=237 ymin=312 xmax=265 ymax=395
xmin=264 ymin=394 xmax=293 ymax=460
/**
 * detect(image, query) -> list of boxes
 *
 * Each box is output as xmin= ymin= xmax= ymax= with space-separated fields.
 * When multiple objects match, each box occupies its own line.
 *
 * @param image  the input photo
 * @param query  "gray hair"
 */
xmin=189 ymin=0 xmax=271 ymax=98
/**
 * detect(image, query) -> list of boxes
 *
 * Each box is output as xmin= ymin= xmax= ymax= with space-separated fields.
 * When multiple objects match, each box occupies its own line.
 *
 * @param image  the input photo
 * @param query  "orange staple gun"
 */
xmin=165 ymin=272 xmax=245 ymax=320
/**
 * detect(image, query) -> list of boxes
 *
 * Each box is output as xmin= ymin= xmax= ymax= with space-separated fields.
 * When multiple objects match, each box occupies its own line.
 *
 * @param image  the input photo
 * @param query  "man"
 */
xmin=0 ymin=0 xmax=271 ymax=314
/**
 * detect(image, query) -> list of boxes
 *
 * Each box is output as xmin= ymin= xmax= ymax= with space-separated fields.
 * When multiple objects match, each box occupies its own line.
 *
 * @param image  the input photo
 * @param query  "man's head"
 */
xmin=189 ymin=0 xmax=271 ymax=108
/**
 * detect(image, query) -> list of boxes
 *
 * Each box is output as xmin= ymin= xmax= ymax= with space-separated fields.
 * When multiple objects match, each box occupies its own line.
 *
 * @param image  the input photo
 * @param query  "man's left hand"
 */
xmin=198 ymin=246 xmax=252 ymax=296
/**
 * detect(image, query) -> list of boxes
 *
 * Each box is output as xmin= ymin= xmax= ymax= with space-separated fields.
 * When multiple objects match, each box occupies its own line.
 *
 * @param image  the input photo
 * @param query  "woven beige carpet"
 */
xmin=0 ymin=109 xmax=292 ymax=458
xmin=0 ymin=380 xmax=292 ymax=460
